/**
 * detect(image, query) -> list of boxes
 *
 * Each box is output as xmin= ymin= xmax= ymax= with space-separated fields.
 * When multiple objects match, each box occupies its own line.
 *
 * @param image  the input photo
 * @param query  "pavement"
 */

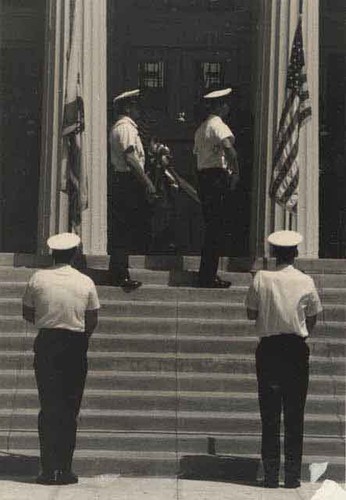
xmin=0 ymin=477 xmax=345 ymax=500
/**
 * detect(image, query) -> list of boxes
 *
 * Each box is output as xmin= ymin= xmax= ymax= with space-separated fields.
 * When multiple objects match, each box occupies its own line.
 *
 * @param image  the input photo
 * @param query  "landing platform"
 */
xmin=0 ymin=253 xmax=346 ymax=274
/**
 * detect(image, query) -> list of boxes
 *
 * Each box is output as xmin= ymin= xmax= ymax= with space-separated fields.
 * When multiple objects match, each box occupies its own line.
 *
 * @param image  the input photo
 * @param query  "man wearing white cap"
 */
xmin=109 ymin=89 xmax=156 ymax=291
xmin=22 ymin=233 xmax=100 ymax=485
xmin=193 ymin=87 xmax=239 ymax=288
xmin=245 ymin=231 xmax=322 ymax=488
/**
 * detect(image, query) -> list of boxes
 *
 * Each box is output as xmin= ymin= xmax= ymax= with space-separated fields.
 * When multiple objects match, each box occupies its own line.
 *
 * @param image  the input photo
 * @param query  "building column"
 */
xmin=37 ymin=0 xmax=108 ymax=255
xmin=80 ymin=0 xmax=108 ymax=255
xmin=251 ymin=0 xmax=319 ymax=259
xmin=37 ymin=0 xmax=65 ymax=254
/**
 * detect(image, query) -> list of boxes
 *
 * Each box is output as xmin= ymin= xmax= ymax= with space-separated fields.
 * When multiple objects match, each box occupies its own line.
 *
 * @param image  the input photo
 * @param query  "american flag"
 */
xmin=269 ymin=16 xmax=312 ymax=212
xmin=61 ymin=0 xmax=88 ymax=232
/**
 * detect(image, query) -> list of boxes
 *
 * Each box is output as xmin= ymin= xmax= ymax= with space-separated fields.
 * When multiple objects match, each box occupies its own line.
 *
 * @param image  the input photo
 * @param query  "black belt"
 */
xmin=260 ymin=333 xmax=307 ymax=343
xmin=198 ymin=168 xmax=225 ymax=176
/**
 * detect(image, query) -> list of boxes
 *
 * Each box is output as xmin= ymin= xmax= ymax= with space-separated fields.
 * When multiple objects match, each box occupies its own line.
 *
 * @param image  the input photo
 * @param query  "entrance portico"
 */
xmin=38 ymin=0 xmax=319 ymax=261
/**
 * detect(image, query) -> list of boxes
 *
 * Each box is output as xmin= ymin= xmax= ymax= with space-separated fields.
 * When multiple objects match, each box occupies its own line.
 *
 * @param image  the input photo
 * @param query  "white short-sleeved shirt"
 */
xmin=245 ymin=265 xmax=322 ymax=338
xmin=109 ymin=115 xmax=145 ymax=173
xmin=22 ymin=265 xmax=101 ymax=332
xmin=193 ymin=114 xmax=235 ymax=171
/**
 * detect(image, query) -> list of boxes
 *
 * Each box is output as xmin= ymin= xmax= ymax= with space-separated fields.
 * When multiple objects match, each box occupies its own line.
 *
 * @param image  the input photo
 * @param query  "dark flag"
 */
xmin=61 ymin=0 xmax=88 ymax=232
xmin=269 ymin=16 xmax=312 ymax=212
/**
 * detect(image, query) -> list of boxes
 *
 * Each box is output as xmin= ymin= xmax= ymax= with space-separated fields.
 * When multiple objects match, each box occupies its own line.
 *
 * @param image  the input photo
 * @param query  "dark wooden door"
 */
xmin=107 ymin=0 xmax=257 ymax=255
xmin=0 ymin=1 xmax=46 ymax=252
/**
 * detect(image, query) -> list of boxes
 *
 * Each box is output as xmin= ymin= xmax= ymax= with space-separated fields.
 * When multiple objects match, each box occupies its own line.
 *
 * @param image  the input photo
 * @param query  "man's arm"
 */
xmin=222 ymin=137 xmax=239 ymax=174
xmin=85 ymin=309 xmax=98 ymax=339
xmin=245 ymin=272 xmax=259 ymax=321
xmin=222 ymin=137 xmax=239 ymax=191
xmin=306 ymin=314 xmax=317 ymax=334
xmin=247 ymin=308 xmax=258 ymax=321
xmin=23 ymin=304 xmax=35 ymax=324
xmin=125 ymin=147 xmax=156 ymax=196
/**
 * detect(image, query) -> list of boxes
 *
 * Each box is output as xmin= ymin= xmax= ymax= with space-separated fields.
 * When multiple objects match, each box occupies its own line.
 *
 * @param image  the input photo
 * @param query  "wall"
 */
xmin=0 ymin=0 xmax=46 ymax=252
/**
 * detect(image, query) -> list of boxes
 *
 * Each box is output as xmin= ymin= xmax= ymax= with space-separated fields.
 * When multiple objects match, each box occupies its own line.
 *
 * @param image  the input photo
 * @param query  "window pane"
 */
xmin=138 ymin=61 xmax=164 ymax=88
xmin=201 ymin=62 xmax=223 ymax=89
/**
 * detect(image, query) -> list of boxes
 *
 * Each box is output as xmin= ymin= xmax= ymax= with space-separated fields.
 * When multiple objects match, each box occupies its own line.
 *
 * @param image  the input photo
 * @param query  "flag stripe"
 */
xmin=62 ymin=0 xmax=88 ymax=232
xmin=269 ymin=16 xmax=312 ymax=212
xmin=272 ymin=108 xmax=300 ymax=165
xmin=270 ymin=140 xmax=299 ymax=195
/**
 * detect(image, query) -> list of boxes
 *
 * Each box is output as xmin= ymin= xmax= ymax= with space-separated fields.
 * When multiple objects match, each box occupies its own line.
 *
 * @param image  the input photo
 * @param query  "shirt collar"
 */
xmin=51 ymin=263 xmax=71 ymax=270
xmin=116 ymin=115 xmax=138 ymax=129
xmin=275 ymin=264 xmax=294 ymax=271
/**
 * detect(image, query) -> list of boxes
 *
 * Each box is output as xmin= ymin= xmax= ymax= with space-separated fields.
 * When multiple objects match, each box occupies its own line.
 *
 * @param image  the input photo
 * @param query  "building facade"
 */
xmin=0 ymin=0 xmax=344 ymax=261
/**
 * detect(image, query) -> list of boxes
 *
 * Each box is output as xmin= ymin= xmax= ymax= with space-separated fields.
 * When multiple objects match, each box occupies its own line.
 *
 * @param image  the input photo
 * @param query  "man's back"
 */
xmin=246 ymin=265 xmax=322 ymax=338
xmin=194 ymin=115 xmax=234 ymax=171
xmin=23 ymin=264 xmax=100 ymax=332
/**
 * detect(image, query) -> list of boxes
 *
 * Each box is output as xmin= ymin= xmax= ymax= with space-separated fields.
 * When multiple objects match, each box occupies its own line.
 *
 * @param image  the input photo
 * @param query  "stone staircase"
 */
xmin=0 ymin=258 xmax=344 ymax=482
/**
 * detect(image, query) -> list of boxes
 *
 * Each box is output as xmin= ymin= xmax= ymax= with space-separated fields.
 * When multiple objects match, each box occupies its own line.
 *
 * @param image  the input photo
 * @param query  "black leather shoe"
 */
xmin=200 ymin=277 xmax=231 ymax=288
xmin=262 ymin=479 xmax=279 ymax=488
xmin=113 ymin=278 xmax=142 ymax=292
xmin=60 ymin=471 xmax=79 ymax=484
xmin=214 ymin=276 xmax=232 ymax=288
xmin=36 ymin=470 xmax=63 ymax=485
xmin=284 ymin=479 xmax=301 ymax=489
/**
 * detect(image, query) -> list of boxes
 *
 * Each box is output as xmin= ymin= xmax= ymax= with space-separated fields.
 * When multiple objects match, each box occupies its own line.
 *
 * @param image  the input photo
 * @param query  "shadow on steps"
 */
xmin=0 ymin=451 xmax=38 ymax=483
xmin=179 ymin=454 xmax=261 ymax=486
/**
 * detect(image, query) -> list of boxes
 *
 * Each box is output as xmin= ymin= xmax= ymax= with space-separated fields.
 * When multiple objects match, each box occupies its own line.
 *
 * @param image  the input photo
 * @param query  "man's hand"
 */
xmin=145 ymin=178 xmax=156 ymax=195
xmin=23 ymin=304 xmax=35 ymax=324
xmin=85 ymin=309 xmax=98 ymax=339
xmin=222 ymin=136 xmax=239 ymax=181
xmin=145 ymin=178 xmax=157 ymax=204
xmin=228 ymin=172 xmax=240 ymax=192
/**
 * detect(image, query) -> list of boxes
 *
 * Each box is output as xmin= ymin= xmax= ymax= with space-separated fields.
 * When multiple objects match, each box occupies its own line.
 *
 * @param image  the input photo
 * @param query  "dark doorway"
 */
xmin=0 ymin=1 xmax=46 ymax=252
xmin=107 ymin=0 xmax=258 ymax=256
xmin=319 ymin=1 xmax=346 ymax=258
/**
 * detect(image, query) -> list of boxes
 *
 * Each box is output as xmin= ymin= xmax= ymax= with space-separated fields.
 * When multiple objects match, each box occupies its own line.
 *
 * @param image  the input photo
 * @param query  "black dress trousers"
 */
xmin=198 ymin=168 xmax=230 ymax=286
xmin=33 ymin=329 xmax=88 ymax=474
xmin=109 ymin=172 xmax=151 ymax=282
xmin=255 ymin=334 xmax=309 ymax=483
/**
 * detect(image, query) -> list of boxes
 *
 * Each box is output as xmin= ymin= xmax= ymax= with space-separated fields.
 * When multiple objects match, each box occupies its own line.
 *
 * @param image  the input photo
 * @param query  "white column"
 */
xmin=251 ymin=0 xmax=319 ymax=258
xmin=37 ymin=0 xmax=65 ymax=254
xmin=80 ymin=0 xmax=108 ymax=255
xmin=37 ymin=0 xmax=108 ymax=255
xmin=297 ymin=0 xmax=319 ymax=258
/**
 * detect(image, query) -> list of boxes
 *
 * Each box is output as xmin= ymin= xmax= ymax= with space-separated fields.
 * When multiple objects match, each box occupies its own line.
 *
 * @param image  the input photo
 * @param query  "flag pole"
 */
xmin=299 ymin=0 xmax=303 ymax=15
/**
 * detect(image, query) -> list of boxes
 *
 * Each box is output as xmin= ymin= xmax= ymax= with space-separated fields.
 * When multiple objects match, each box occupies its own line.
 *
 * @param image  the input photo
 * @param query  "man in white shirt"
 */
xmin=22 ymin=233 xmax=100 ymax=485
xmin=245 ymin=230 xmax=322 ymax=489
xmin=194 ymin=88 xmax=239 ymax=288
xmin=109 ymin=89 xmax=156 ymax=291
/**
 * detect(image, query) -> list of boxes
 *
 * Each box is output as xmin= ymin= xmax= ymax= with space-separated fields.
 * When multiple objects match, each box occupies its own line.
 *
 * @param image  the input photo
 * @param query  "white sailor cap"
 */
xmin=267 ymin=230 xmax=303 ymax=247
xmin=47 ymin=232 xmax=81 ymax=251
xmin=203 ymin=87 xmax=232 ymax=100
xmin=113 ymin=89 xmax=140 ymax=104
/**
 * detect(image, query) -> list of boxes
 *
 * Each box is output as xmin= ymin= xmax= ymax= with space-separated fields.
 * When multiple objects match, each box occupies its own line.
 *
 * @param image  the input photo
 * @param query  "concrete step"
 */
xmin=88 ymin=334 xmax=345 ymax=359
xmin=1 ymin=431 xmax=344 ymax=459
xmin=89 ymin=254 xmax=346 ymax=275
xmin=0 ymin=409 xmax=343 ymax=436
xmin=1 ymin=447 xmax=345 ymax=481
xmin=0 ymin=282 xmax=249 ymax=302
xmin=1 ymin=333 xmax=345 ymax=359
xmin=3 ymin=316 xmax=345 ymax=340
xmin=96 ymin=317 xmax=346 ymax=338
xmin=3 ymin=281 xmax=346 ymax=306
xmin=3 ymin=298 xmax=346 ymax=322
xmin=0 ymin=267 xmax=252 ymax=286
xmin=0 ymin=389 xmax=343 ymax=416
xmin=3 ymin=263 xmax=346 ymax=288
xmin=0 ymin=351 xmax=344 ymax=375
xmin=0 ymin=370 xmax=343 ymax=395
